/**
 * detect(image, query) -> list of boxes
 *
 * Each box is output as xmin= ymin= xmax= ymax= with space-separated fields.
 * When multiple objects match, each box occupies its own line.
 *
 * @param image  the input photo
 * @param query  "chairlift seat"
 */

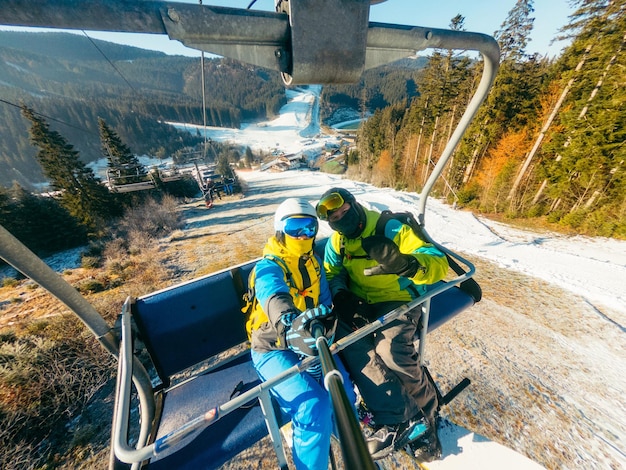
xmin=128 ymin=261 xmax=279 ymax=469
xmin=120 ymin=240 xmax=476 ymax=468
xmin=146 ymin=354 xmax=268 ymax=469
xmin=133 ymin=266 xmax=253 ymax=379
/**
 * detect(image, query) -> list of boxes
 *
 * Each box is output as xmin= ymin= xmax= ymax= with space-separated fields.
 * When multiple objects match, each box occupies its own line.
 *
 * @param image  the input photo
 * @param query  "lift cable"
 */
xmin=0 ymin=97 xmax=96 ymax=136
xmin=81 ymin=30 xmax=138 ymax=93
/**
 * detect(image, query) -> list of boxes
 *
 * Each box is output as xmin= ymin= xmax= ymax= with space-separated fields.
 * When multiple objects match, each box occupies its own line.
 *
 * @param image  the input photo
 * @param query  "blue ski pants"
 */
xmin=251 ymin=348 xmax=356 ymax=470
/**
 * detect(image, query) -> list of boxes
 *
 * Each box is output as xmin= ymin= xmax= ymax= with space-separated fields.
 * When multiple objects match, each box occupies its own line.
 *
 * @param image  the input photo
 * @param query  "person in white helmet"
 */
xmin=245 ymin=198 xmax=355 ymax=470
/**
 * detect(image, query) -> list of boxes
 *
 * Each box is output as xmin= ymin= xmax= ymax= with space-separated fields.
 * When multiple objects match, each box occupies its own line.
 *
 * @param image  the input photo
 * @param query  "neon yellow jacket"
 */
xmin=323 ymin=207 xmax=449 ymax=304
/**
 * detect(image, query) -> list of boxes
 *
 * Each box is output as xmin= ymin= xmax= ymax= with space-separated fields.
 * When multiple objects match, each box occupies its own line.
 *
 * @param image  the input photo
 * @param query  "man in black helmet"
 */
xmin=316 ymin=187 xmax=449 ymax=462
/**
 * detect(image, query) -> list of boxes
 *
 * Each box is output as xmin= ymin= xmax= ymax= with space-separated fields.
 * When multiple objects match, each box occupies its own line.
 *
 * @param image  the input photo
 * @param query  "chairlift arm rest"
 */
xmin=414 ymin=225 xmax=477 ymax=284
xmin=440 ymin=245 xmax=477 ymax=285
xmin=113 ymin=297 xmax=158 ymax=464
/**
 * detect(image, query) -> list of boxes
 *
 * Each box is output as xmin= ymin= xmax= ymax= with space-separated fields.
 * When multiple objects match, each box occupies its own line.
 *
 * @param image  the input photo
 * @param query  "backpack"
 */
xmin=374 ymin=210 xmax=482 ymax=302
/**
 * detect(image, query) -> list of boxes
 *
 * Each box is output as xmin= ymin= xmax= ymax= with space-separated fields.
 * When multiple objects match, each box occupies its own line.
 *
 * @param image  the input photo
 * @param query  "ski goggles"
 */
xmin=315 ymin=192 xmax=345 ymax=221
xmin=282 ymin=216 xmax=318 ymax=238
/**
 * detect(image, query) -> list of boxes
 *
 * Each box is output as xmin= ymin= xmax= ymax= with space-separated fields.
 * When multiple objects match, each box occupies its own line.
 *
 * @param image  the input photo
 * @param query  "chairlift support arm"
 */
xmin=0 ymin=1 xmax=498 ymax=83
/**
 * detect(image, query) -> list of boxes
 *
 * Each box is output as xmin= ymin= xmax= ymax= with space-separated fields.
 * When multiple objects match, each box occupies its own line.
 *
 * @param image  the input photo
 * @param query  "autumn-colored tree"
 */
xmin=475 ymin=130 xmax=528 ymax=212
xmin=373 ymin=149 xmax=395 ymax=188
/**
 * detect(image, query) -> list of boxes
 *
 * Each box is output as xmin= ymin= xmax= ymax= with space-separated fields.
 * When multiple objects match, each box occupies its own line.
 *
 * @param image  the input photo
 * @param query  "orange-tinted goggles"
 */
xmin=316 ymin=192 xmax=345 ymax=221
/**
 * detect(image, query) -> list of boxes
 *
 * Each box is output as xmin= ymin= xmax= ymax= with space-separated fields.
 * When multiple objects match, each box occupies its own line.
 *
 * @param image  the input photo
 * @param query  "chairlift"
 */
xmin=105 ymin=166 xmax=157 ymax=193
xmin=0 ymin=1 xmax=499 ymax=468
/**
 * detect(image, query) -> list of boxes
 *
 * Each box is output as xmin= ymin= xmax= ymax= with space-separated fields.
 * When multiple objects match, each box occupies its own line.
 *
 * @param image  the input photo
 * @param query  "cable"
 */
xmin=0 ymin=98 xmax=96 ymax=135
xmin=2 ymin=28 xmax=140 ymax=136
xmin=81 ymin=30 xmax=137 ymax=92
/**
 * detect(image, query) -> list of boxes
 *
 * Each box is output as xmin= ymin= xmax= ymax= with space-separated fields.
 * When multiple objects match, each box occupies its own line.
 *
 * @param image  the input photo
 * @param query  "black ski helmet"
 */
xmin=317 ymin=188 xmax=366 ymax=238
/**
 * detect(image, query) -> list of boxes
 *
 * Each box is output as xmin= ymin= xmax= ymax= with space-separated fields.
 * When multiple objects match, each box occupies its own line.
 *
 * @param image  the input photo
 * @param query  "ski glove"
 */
xmin=286 ymin=305 xmax=337 ymax=357
xmin=362 ymin=235 xmax=422 ymax=277
xmin=275 ymin=310 xmax=298 ymax=348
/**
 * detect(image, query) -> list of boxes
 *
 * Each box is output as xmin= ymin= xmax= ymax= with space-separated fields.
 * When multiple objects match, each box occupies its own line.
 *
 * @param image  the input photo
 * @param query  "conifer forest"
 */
xmin=0 ymin=0 xmax=625 ymax=240
xmin=351 ymin=0 xmax=625 ymax=238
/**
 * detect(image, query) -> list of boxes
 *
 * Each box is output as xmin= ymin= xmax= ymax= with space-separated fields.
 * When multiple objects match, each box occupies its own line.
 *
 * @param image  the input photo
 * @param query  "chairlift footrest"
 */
xmin=440 ymin=377 xmax=471 ymax=407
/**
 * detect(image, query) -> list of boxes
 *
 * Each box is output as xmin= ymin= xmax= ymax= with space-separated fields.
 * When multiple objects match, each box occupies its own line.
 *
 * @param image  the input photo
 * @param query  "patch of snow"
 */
xmin=1 ymin=245 xmax=87 ymax=279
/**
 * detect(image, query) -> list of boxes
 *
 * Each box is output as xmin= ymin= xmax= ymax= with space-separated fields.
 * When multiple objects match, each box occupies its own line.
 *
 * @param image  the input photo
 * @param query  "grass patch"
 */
xmin=0 ymin=195 xmax=185 ymax=468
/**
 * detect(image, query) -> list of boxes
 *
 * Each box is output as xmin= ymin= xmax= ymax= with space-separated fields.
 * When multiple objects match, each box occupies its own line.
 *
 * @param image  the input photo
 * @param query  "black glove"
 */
xmin=332 ymin=290 xmax=371 ymax=320
xmin=361 ymin=235 xmax=421 ymax=277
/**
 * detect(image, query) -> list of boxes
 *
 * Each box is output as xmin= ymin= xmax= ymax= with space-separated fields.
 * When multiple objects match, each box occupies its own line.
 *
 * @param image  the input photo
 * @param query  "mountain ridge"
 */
xmin=0 ymin=31 xmax=422 ymax=189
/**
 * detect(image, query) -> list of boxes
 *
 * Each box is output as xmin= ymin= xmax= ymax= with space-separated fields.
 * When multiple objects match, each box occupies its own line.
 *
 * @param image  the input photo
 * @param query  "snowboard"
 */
xmin=412 ymin=418 xmax=545 ymax=470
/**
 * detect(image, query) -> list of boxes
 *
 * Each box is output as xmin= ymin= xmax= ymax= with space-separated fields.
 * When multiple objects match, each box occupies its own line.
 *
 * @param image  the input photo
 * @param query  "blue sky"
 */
xmin=2 ymin=0 xmax=573 ymax=58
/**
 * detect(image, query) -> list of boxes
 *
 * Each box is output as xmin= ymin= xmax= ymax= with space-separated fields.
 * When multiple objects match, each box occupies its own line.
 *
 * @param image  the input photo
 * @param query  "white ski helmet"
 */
xmin=274 ymin=198 xmax=317 ymax=232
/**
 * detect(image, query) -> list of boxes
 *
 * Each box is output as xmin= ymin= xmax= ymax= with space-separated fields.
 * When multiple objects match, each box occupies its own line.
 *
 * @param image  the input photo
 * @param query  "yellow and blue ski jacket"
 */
xmin=246 ymin=235 xmax=332 ymax=352
xmin=323 ymin=207 xmax=449 ymax=304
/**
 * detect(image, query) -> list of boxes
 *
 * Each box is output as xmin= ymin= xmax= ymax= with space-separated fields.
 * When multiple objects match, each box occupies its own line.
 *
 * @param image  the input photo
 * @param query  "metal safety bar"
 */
xmin=111 ymin=258 xmax=474 ymax=464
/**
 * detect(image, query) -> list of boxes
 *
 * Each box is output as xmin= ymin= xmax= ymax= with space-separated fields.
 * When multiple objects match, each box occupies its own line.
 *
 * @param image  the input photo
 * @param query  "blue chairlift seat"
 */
xmin=116 ymin=239 xmax=477 ymax=469
xmin=128 ymin=261 xmax=279 ymax=469
xmin=146 ymin=354 xmax=268 ymax=469
xmin=426 ymin=281 xmax=476 ymax=333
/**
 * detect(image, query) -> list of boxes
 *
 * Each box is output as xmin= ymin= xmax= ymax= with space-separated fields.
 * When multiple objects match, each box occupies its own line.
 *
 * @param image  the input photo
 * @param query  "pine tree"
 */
xmin=244 ymin=147 xmax=254 ymax=168
xmin=537 ymin=0 xmax=625 ymax=232
xmin=0 ymin=183 xmax=87 ymax=254
xmin=217 ymin=153 xmax=235 ymax=178
xmin=98 ymin=117 xmax=147 ymax=184
xmin=494 ymin=0 xmax=536 ymax=62
xmin=21 ymin=105 xmax=118 ymax=235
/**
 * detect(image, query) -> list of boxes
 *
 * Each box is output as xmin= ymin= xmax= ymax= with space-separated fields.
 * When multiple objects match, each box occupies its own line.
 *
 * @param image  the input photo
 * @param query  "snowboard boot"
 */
xmin=367 ymin=414 xmax=429 ymax=460
xmin=407 ymin=418 xmax=442 ymax=463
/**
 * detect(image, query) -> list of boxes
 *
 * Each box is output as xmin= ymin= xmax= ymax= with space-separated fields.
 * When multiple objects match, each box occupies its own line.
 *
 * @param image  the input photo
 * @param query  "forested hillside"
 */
xmin=0 ymin=32 xmax=287 ymax=188
xmin=320 ymin=57 xmax=427 ymax=124
xmin=350 ymin=1 xmax=625 ymax=238
xmin=0 ymin=31 xmax=421 ymax=190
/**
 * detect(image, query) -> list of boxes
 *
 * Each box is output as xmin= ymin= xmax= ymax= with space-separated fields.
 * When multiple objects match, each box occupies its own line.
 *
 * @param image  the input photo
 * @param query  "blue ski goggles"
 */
xmin=315 ymin=192 xmax=345 ymax=221
xmin=282 ymin=216 xmax=318 ymax=238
